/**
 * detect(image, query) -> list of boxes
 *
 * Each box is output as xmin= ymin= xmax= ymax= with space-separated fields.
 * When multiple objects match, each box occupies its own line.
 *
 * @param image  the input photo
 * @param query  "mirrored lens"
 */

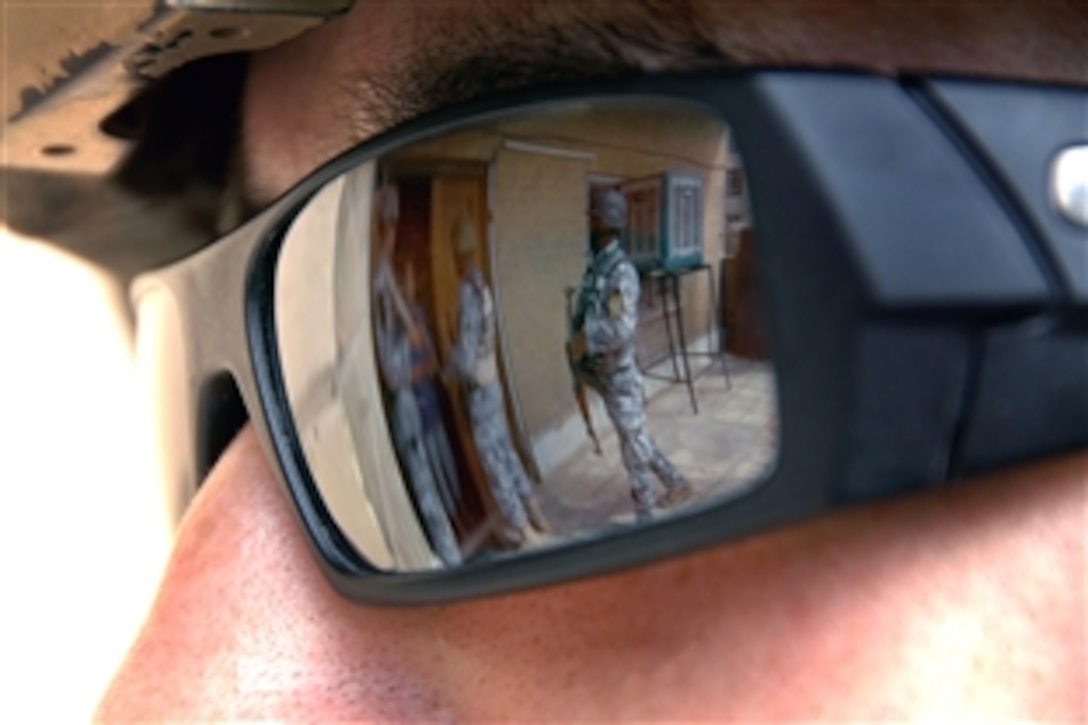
xmin=276 ymin=100 xmax=778 ymax=572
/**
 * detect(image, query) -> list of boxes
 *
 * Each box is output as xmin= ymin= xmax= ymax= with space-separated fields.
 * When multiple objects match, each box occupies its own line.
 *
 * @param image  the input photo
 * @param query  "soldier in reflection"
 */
xmin=568 ymin=187 xmax=693 ymax=521
xmin=372 ymin=185 xmax=462 ymax=566
xmin=402 ymin=261 xmax=462 ymax=522
xmin=449 ymin=218 xmax=550 ymax=545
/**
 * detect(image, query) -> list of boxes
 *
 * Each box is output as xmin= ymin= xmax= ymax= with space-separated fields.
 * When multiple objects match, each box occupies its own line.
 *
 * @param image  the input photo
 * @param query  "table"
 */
xmin=642 ymin=263 xmax=731 ymax=413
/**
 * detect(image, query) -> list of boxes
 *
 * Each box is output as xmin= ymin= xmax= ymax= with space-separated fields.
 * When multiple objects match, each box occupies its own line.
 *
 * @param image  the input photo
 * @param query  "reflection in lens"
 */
xmin=276 ymin=100 xmax=778 ymax=572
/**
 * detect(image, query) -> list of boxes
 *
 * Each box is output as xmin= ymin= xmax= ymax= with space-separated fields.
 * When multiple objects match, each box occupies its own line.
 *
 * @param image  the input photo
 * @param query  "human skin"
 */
xmin=99 ymin=1 xmax=1086 ymax=719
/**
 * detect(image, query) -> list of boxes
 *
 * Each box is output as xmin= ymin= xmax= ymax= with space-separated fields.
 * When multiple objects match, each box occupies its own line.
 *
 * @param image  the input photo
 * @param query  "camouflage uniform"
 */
xmin=572 ymin=239 xmax=687 ymax=519
xmin=373 ymin=260 xmax=462 ymax=565
xmin=452 ymin=264 xmax=533 ymax=531
xmin=409 ymin=302 xmax=461 ymax=518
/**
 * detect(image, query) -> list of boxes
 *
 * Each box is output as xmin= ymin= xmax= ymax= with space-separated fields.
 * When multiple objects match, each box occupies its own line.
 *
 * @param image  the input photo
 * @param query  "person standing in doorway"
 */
xmin=402 ymin=260 xmax=462 ymax=522
xmin=372 ymin=186 xmax=463 ymax=566
xmin=449 ymin=218 xmax=550 ymax=544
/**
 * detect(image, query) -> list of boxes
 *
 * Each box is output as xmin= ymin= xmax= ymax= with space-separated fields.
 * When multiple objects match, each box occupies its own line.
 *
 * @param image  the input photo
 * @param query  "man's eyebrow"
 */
xmin=339 ymin=0 xmax=737 ymax=140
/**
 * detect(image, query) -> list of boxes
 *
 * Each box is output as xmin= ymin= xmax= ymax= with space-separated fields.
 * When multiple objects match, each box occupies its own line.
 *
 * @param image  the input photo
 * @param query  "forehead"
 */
xmin=241 ymin=0 xmax=1087 ymax=201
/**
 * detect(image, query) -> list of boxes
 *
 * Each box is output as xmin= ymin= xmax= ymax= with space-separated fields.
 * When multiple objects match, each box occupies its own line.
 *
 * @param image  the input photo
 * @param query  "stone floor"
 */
xmin=536 ymin=353 xmax=779 ymax=537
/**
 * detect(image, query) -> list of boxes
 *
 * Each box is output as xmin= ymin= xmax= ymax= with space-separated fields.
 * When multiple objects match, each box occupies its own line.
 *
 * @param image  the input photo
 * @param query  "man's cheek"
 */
xmin=98 ymin=427 xmax=452 ymax=719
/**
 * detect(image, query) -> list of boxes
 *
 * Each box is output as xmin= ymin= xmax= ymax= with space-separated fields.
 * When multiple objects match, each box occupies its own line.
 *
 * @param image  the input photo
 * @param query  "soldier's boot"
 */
xmin=521 ymin=525 xmax=552 ymax=547
xmin=524 ymin=497 xmax=552 ymax=534
xmin=660 ymin=480 xmax=694 ymax=509
xmin=496 ymin=522 xmax=526 ymax=548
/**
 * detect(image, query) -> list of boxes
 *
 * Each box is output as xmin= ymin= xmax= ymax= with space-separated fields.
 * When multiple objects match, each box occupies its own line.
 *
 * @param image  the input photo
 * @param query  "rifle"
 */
xmin=565 ymin=287 xmax=602 ymax=456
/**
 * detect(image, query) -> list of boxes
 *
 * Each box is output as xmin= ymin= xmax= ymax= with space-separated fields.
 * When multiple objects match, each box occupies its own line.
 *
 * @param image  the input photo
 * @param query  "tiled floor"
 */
xmin=536 ymin=353 xmax=778 ymax=535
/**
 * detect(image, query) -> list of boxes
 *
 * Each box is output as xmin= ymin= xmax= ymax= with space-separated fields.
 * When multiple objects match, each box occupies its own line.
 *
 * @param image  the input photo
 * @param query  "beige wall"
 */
xmin=491 ymin=148 xmax=589 ymax=437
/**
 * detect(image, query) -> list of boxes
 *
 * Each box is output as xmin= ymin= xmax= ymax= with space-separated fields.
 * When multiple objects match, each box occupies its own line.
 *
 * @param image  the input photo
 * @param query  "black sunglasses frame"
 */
xmin=136 ymin=70 xmax=1087 ymax=604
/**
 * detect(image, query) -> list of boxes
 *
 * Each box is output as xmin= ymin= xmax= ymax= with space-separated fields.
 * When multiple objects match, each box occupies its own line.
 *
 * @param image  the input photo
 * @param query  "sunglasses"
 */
xmin=134 ymin=71 xmax=1087 ymax=604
